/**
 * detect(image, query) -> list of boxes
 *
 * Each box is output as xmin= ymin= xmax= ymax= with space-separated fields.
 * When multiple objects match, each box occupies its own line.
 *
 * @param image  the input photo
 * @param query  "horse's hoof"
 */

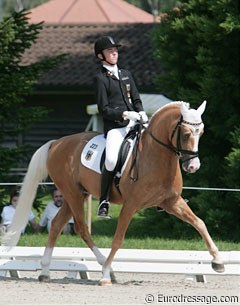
xmin=38 ymin=275 xmax=50 ymax=282
xmin=98 ymin=279 xmax=112 ymax=286
xmin=212 ymin=262 xmax=225 ymax=273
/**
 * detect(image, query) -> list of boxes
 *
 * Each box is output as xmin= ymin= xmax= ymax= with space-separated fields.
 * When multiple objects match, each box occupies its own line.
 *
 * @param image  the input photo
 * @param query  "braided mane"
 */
xmin=151 ymin=101 xmax=190 ymax=121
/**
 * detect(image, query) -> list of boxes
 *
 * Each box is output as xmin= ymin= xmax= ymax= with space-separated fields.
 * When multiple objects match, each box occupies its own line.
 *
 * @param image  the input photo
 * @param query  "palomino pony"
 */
xmin=1 ymin=101 xmax=225 ymax=285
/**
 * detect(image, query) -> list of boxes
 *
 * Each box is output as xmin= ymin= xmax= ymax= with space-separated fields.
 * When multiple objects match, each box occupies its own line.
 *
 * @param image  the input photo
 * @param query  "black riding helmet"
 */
xmin=94 ymin=36 xmax=121 ymax=59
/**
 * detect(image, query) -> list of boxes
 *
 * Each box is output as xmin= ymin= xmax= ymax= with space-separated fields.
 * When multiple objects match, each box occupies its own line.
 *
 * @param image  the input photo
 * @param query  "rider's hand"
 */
xmin=122 ymin=111 xmax=141 ymax=122
xmin=139 ymin=111 xmax=148 ymax=123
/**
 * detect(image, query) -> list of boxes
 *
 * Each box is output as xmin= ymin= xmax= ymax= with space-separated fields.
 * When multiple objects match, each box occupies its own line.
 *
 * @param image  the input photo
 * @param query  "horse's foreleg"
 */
xmin=39 ymin=200 xmax=72 ymax=282
xmin=99 ymin=205 xmax=135 ymax=286
xmin=166 ymin=197 xmax=225 ymax=273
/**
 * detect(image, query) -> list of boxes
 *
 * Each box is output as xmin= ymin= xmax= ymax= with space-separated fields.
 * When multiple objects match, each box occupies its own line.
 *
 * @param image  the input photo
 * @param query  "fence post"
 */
xmin=87 ymin=195 xmax=92 ymax=234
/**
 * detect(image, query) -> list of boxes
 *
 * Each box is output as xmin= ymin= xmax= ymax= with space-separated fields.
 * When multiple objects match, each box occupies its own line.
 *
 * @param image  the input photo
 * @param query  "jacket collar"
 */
xmin=102 ymin=66 xmax=120 ymax=80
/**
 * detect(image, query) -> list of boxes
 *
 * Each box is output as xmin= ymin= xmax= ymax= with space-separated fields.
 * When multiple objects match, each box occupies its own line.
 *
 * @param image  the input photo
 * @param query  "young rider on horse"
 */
xmin=94 ymin=36 xmax=148 ymax=218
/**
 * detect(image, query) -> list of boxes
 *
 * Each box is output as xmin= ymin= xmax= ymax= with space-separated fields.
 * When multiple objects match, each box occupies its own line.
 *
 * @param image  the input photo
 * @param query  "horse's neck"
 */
xmin=140 ymin=107 xmax=180 ymax=172
xmin=144 ymin=106 xmax=179 ymax=151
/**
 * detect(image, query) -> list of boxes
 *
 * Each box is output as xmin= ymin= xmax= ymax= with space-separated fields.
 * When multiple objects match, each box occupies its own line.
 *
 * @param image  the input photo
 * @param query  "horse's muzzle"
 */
xmin=181 ymin=156 xmax=201 ymax=173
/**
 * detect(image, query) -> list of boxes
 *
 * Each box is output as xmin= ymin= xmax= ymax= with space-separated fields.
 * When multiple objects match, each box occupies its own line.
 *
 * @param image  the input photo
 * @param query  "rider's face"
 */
xmin=102 ymin=47 xmax=118 ymax=65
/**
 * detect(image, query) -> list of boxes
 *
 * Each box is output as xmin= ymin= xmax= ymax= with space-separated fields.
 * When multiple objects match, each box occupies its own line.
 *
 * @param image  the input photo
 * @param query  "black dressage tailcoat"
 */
xmin=94 ymin=66 xmax=144 ymax=135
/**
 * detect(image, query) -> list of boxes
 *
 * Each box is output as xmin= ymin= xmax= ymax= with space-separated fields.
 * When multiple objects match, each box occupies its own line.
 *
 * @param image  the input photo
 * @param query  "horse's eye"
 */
xmin=183 ymin=133 xmax=190 ymax=140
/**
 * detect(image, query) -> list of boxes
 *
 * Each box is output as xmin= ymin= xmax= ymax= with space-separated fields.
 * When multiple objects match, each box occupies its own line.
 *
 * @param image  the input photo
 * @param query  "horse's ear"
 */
xmin=180 ymin=102 xmax=189 ymax=116
xmin=197 ymin=100 xmax=207 ymax=116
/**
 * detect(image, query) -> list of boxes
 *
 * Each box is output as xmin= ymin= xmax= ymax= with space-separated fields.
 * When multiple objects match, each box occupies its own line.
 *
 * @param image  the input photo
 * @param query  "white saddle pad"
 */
xmin=81 ymin=134 xmax=135 ymax=175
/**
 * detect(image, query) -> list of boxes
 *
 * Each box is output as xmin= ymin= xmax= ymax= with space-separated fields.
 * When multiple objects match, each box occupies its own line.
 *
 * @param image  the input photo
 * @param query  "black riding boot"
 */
xmin=97 ymin=165 xmax=115 ymax=218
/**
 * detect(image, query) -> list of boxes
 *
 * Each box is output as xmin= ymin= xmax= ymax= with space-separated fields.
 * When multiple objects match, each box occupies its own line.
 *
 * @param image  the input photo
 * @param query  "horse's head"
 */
xmin=172 ymin=101 xmax=206 ymax=173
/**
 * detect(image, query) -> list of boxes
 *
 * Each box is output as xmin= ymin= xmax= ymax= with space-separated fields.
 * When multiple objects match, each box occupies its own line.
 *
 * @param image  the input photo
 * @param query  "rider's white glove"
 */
xmin=139 ymin=111 xmax=148 ymax=123
xmin=122 ymin=111 xmax=141 ymax=122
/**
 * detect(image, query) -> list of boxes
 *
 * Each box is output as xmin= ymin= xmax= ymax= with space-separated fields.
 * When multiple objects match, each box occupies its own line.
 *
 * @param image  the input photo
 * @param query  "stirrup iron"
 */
xmin=97 ymin=200 xmax=112 ymax=219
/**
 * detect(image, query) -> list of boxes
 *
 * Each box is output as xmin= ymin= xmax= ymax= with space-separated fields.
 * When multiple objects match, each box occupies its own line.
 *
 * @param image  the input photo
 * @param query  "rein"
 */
xmin=143 ymin=124 xmax=179 ymax=155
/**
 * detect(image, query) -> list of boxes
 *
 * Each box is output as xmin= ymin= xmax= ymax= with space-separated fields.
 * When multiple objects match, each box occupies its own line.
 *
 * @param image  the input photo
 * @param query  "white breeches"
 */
xmin=105 ymin=125 xmax=132 ymax=171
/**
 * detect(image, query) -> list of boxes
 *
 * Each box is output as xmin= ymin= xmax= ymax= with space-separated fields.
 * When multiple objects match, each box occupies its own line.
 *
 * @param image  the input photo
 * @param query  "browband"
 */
xmin=182 ymin=119 xmax=202 ymax=126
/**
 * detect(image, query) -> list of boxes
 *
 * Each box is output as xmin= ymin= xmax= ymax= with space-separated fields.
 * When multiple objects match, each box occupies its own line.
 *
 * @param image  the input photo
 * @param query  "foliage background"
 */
xmin=0 ymin=10 xmax=64 ymax=209
xmin=150 ymin=0 xmax=240 ymax=241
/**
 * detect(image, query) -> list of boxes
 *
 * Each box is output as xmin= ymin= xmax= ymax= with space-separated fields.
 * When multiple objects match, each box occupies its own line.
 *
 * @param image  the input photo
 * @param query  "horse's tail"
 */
xmin=1 ymin=140 xmax=55 ymax=248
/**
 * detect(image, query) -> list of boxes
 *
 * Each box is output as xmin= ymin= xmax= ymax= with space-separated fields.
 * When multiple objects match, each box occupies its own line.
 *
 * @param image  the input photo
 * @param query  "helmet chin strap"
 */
xmin=101 ymin=52 xmax=115 ymax=66
xmin=105 ymin=60 xmax=115 ymax=66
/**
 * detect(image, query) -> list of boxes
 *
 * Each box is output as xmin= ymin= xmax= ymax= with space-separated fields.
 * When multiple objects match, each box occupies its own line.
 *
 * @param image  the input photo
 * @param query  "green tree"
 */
xmin=0 ymin=10 xmax=64 ymax=207
xmin=1 ymin=0 xmax=47 ymax=17
xmin=222 ymin=127 xmax=240 ymax=239
xmin=150 ymin=0 xmax=240 ymax=240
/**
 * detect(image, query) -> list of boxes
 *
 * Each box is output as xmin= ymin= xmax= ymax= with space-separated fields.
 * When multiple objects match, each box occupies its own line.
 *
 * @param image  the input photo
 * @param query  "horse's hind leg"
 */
xmin=58 ymin=186 xmax=109 ymax=268
xmin=165 ymin=197 xmax=225 ymax=273
xmin=39 ymin=199 xmax=72 ymax=282
xmin=70 ymin=193 xmax=120 ymax=282
xmin=70 ymin=196 xmax=108 ymax=266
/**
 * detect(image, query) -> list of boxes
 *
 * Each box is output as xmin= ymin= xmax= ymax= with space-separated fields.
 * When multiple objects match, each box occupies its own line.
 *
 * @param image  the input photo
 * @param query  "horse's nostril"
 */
xmin=188 ymin=165 xmax=197 ymax=173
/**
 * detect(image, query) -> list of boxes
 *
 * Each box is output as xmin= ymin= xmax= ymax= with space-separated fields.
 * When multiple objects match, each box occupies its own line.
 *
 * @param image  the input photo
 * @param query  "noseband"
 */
xmin=143 ymin=116 xmax=202 ymax=163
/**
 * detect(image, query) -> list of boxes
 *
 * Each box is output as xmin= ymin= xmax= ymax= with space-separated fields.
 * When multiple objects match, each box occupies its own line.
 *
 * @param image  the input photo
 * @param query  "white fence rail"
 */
xmin=0 ymin=247 xmax=239 ymax=282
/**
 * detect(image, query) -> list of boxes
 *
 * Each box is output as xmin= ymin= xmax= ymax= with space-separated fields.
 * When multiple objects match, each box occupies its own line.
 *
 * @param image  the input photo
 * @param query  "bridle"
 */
xmin=130 ymin=117 xmax=202 ymax=181
xmin=142 ymin=116 xmax=202 ymax=163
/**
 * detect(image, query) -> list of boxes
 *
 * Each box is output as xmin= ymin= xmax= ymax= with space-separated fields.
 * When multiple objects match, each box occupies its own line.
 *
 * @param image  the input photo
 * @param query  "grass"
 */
xmin=19 ymin=198 xmax=240 ymax=251
xmin=19 ymin=233 xmax=240 ymax=251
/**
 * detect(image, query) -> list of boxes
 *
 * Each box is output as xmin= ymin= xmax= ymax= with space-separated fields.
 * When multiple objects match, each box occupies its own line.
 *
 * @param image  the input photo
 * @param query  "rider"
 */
xmin=94 ymin=36 xmax=148 ymax=218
